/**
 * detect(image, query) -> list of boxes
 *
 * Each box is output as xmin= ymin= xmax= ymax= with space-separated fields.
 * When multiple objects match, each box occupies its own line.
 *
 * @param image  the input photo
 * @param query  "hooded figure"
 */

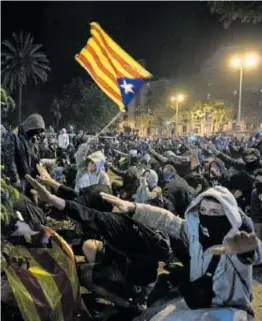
xmin=162 ymin=165 xmax=195 ymax=217
xmin=206 ymin=159 xmax=228 ymax=187
xmin=110 ymin=164 xmax=141 ymax=201
xmin=215 ymin=147 xmax=262 ymax=175
xmin=3 ymin=114 xmax=45 ymax=191
xmin=228 ymin=171 xmax=254 ymax=214
xmin=75 ymin=151 xmax=110 ymax=193
xmin=131 ymin=186 xmax=262 ymax=321
xmin=135 ymin=170 xmax=163 ymax=207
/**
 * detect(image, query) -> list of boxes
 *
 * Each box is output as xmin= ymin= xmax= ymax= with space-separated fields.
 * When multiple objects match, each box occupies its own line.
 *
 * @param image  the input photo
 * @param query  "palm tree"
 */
xmin=1 ymin=31 xmax=50 ymax=122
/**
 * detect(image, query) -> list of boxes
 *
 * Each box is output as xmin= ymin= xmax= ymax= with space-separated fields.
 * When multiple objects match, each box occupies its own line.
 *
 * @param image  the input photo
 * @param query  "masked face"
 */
xmin=27 ymin=129 xmax=43 ymax=138
xmin=243 ymin=154 xmax=257 ymax=163
xmin=210 ymin=164 xmax=221 ymax=179
xmin=198 ymin=199 xmax=231 ymax=250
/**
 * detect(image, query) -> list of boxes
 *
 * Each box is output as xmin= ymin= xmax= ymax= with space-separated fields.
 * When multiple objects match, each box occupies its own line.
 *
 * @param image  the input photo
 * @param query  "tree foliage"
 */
xmin=1 ymin=87 xmax=15 ymax=121
xmin=190 ymin=98 xmax=234 ymax=132
xmin=1 ymin=177 xmax=20 ymax=226
xmin=209 ymin=2 xmax=262 ymax=28
xmin=58 ymin=77 xmax=119 ymax=133
xmin=1 ymin=31 xmax=50 ymax=121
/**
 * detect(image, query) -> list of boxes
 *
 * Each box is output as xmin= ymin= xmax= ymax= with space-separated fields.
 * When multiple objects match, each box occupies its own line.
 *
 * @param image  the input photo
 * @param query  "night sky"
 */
xmin=2 ymin=1 xmax=262 ymax=119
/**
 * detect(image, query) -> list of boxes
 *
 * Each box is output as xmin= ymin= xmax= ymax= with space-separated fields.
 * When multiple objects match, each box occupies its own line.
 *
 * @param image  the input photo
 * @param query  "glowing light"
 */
xmin=244 ymin=53 xmax=259 ymax=68
xmin=231 ymin=56 xmax=242 ymax=68
xmin=170 ymin=94 xmax=185 ymax=102
xmin=230 ymin=53 xmax=260 ymax=69
xmin=177 ymin=94 xmax=184 ymax=102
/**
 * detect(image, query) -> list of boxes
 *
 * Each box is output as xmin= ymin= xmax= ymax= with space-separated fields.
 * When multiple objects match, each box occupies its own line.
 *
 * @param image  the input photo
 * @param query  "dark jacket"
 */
xmin=64 ymin=200 xmax=170 ymax=285
xmin=162 ymin=175 xmax=196 ymax=218
xmin=217 ymin=148 xmax=262 ymax=175
xmin=3 ymin=114 xmax=45 ymax=183
xmin=250 ymin=189 xmax=262 ymax=224
xmin=110 ymin=165 xmax=140 ymax=199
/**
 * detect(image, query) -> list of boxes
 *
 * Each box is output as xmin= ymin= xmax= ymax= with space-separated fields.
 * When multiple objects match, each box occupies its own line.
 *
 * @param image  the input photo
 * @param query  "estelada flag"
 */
xmin=75 ymin=22 xmax=152 ymax=110
xmin=3 ymin=227 xmax=79 ymax=321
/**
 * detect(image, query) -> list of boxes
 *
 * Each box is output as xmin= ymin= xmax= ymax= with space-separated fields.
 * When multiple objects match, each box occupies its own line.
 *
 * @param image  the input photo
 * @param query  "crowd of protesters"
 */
xmin=1 ymin=113 xmax=262 ymax=321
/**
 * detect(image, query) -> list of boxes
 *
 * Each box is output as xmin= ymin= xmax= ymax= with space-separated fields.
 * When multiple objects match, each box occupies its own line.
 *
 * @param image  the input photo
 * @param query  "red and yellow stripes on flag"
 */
xmin=75 ymin=22 xmax=152 ymax=109
xmin=3 ymin=228 xmax=79 ymax=321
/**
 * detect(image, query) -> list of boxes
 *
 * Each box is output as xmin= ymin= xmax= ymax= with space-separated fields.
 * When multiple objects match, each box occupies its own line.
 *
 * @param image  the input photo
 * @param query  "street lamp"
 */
xmin=170 ymin=94 xmax=185 ymax=135
xmin=230 ymin=53 xmax=260 ymax=125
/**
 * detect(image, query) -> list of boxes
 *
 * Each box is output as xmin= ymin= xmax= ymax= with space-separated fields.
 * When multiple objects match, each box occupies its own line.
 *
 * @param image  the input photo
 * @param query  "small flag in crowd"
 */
xmin=75 ymin=22 xmax=152 ymax=110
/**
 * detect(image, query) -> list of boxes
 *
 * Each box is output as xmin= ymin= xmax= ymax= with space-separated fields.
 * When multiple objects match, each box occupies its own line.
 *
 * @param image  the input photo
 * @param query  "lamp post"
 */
xmin=230 ymin=53 xmax=259 ymax=126
xmin=171 ymin=94 xmax=185 ymax=135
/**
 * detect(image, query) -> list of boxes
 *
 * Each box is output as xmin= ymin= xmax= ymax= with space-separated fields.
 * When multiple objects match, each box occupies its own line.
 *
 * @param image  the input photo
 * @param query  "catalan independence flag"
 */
xmin=75 ymin=22 xmax=152 ymax=110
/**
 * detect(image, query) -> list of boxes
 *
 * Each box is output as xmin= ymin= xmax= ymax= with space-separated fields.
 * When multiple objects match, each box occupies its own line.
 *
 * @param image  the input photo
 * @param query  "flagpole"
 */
xmin=95 ymin=110 xmax=125 ymax=138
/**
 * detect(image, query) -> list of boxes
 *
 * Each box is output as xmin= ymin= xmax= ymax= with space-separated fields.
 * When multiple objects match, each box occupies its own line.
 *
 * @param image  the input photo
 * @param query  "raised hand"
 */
xmin=25 ymin=175 xmax=52 ymax=203
xmin=210 ymin=231 xmax=258 ymax=255
xmin=100 ymin=193 xmax=136 ymax=213
xmin=36 ymin=164 xmax=60 ymax=191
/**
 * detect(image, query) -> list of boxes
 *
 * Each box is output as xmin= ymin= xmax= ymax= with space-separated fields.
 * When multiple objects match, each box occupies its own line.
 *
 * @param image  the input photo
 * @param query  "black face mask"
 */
xmin=198 ymin=215 xmax=231 ymax=251
xmin=245 ymin=158 xmax=259 ymax=171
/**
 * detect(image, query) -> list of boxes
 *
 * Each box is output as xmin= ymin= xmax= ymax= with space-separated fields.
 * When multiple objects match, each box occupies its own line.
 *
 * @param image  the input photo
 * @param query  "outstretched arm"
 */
xmin=148 ymin=146 xmax=168 ymax=163
xmin=109 ymin=164 xmax=126 ymax=178
xmin=208 ymin=143 xmax=245 ymax=169
xmin=101 ymin=192 xmax=185 ymax=241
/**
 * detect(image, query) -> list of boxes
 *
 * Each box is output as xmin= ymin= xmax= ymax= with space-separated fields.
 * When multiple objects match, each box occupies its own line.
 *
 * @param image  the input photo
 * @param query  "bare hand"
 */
xmin=25 ymin=175 xmax=52 ymax=203
xmin=36 ymin=164 xmax=60 ymax=191
xmin=210 ymin=231 xmax=258 ymax=255
xmin=100 ymin=193 xmax=136 ymax=213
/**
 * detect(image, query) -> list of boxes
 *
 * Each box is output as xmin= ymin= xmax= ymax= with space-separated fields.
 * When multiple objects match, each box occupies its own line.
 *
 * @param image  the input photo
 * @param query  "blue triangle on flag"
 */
xmin=117 ymin=78 xmax=145 ymax=108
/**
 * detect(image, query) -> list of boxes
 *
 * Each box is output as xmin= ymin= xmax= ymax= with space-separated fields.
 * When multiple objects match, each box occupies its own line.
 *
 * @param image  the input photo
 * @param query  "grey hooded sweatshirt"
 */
xmin=132 ymin=186 xmax=262 ymax=318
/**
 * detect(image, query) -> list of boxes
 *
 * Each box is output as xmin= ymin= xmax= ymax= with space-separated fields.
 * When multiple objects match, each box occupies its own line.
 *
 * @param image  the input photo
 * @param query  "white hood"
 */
xmin=185 ymin=186 xmax=242 ymax=231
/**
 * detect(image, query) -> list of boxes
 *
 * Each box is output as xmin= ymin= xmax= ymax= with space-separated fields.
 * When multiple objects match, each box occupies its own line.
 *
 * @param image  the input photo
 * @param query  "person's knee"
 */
xmin=82 ymin=239 xmax=99 ymax=263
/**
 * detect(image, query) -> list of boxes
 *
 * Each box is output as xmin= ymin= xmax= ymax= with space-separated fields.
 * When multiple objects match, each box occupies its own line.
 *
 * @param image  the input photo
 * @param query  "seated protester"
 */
xmin=135 ymin=170 xmax=164 ymax=207
xmin=185 ymin=172 xmax=210 ymax=196
xmin=228 ymin=171 xmax=254 ymax=215
xmin=75 ymin=151 xmax=111 ymax=193
xmin=99 ymin=187 xmax=262 ymax=321
xmin=25 ymin=175 xmax=172 ymax=318
xmin=50 ymin=155 xmax=69 ymax=185
xmin=51 ymin=166 xmax=64 ymax=184
xmin=205 ymin=159 xmax=229 ymax=187
xmin=209 ymin=144 xmax=262 ymax=175
xmin=162 ymin=164 xmax=196 ymax=218
xmin=110 ymin=164 xmax=141 ymax=201
xmin=148 ymin=145 xmax=192 ymax=178
xmin=251 ymin=169 xmax=262 ymax=240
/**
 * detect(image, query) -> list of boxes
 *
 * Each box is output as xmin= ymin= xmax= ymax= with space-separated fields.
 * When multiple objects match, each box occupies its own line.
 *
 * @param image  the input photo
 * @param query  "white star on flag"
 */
xmin=120 ymin=80 xmax=134 ymax=94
